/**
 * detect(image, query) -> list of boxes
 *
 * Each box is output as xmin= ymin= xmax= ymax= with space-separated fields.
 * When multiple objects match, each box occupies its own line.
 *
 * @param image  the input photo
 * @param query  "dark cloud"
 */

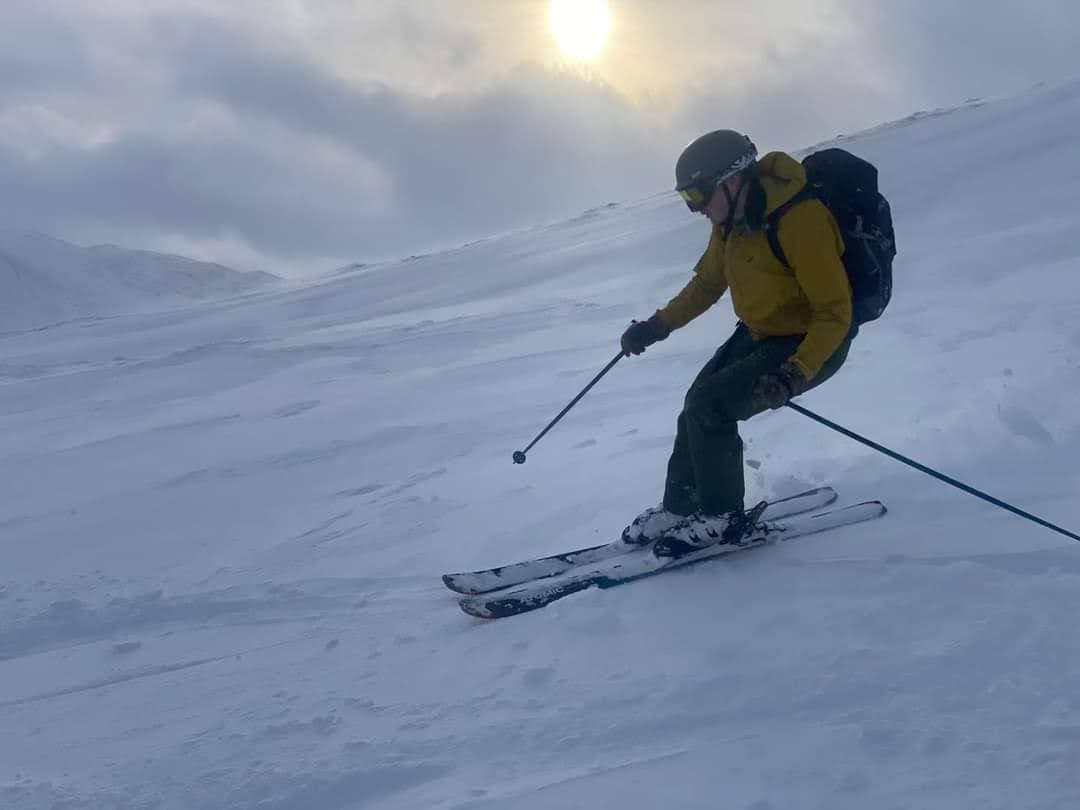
xmin=0 ymin=4 xmax=96 ymax=103
xmin=671 ymin=38 xmax=901 ymax=156
xmin=850 ymin=1 xmax=1080 ymax=105
xmin=2 ymin=2 xmax=1079 ymax=273
xmin=1 ymin=14 xmax=669 ymax=267
xmin=0 ymin=131 xmax=375 ymax=258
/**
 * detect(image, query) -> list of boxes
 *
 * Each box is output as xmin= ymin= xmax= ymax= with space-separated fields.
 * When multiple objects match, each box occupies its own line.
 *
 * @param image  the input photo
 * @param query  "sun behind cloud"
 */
xmin=548 ymin=0 xmax=612 ymax=62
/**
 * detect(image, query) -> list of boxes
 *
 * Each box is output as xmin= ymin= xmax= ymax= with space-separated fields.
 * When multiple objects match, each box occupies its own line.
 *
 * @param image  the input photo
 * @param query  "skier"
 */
xmin=620 ymin=130 xmax=858 ymax=550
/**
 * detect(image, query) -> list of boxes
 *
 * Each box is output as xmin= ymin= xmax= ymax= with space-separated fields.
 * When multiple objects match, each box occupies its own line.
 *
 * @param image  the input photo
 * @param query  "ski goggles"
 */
xmin=676 ymin=183 xmax=715 ymax=212
xmin=676 ymin=151 xmax=758 ymax=212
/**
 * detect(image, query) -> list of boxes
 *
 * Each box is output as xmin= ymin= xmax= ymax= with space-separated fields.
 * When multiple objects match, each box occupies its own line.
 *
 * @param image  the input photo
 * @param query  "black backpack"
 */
xmin=764 ymin=148 xmax=897 ymax=324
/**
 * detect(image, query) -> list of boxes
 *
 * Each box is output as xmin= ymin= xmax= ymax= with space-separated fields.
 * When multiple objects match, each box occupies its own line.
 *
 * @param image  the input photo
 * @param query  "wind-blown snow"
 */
xmin=0 ymin=230 xmax=278 ymax=332
xmin=2 ymin=81 xmax=1080 ymax=809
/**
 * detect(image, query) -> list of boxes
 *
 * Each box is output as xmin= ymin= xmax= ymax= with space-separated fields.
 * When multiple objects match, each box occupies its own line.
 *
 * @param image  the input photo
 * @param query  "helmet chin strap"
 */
xmin=719 ymin=172 xmax=751 ymax=237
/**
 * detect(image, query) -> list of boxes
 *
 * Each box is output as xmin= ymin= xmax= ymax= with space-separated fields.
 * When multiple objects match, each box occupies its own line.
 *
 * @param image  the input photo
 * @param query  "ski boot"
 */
xmin=621 ymin=505 xmax=691 ymax=546
xmin=652 ymin=500 xmax=769 ymax=559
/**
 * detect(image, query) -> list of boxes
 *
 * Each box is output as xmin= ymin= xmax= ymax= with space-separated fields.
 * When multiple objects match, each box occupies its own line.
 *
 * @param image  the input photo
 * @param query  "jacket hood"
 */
xmin=755 ymin=151 xmax=807 ymax=215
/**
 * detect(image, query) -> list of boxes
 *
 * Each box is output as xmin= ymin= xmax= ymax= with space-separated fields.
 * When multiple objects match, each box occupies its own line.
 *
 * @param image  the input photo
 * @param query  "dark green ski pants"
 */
xmin=663 ymin=323 xmax=856 ymax=516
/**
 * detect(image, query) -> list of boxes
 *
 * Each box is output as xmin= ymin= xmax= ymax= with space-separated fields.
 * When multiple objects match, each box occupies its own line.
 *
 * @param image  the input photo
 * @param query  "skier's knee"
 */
xmin=683 ymin=389 xmax=734 ymax=426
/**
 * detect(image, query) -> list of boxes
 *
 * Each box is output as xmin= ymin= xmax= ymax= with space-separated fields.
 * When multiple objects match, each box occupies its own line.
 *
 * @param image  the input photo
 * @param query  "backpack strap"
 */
xmin=763 ymin=189 xmax=814 ymax=270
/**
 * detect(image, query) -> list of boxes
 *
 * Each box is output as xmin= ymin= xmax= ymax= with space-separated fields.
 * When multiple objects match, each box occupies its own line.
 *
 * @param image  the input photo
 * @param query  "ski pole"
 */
xmin=513 ymin=351 xmax=624 ymax=464
xmin=786 ymin=401 xmax=1080 ymax=543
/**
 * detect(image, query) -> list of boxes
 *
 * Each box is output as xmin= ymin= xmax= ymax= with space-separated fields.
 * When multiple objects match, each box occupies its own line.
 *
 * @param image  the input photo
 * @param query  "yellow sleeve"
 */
xmin=781 ymin=201 xmax=853 ymax=379
xmin=656 ymin=227 xmax=728 ymax=330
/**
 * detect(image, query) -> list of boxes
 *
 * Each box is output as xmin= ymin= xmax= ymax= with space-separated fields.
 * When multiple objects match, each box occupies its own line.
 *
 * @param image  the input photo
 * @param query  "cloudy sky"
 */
xmin=2 ymin=1 xmax=1078 ymax=275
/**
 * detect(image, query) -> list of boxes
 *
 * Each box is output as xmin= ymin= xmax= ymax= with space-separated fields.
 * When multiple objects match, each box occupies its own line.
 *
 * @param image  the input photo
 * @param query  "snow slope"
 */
xmin=0 ymin=230 xmax=278 ymax=332
xmin=3 ymin=80 xmax=1080 ymax=809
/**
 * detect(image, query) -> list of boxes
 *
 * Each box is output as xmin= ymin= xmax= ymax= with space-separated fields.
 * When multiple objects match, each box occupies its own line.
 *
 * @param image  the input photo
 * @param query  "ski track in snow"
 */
xmin=4 ymin=82 xmax=1080 ymax=808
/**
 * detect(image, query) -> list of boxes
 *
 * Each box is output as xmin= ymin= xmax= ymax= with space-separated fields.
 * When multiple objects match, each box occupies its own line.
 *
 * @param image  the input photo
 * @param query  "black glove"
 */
xmin=752 ymin=362 xmax=807 ymax=410
xmin=621 ymin=315 xmax=671 ymax=356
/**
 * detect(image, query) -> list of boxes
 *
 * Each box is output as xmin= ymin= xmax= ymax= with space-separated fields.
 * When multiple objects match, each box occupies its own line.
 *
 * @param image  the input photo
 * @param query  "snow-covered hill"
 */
xmin=2 ymin=81 xmax=1080 ymax=809
xmin=0 ymin=230 xmax=278 ymax=332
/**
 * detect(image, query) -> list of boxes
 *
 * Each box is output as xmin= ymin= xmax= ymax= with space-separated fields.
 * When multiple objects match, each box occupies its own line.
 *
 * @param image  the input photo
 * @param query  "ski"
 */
xmin=442 ymin=486 xmax=838 ymax=595
xmin=459 ymin=500 xmax=886 ymax=619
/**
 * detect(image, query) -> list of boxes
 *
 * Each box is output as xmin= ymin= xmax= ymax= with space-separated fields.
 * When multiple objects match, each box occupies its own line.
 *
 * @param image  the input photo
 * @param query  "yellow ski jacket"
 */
xmin=657 ymin=151 xmax=852 ymax=380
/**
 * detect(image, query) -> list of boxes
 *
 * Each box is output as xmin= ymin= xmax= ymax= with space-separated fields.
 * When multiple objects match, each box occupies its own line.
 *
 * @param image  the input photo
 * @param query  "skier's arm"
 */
xmin=656 ymin=230 xmax=728 ymax=331
xmin=781 ymin=201 xmax=853 ymax=380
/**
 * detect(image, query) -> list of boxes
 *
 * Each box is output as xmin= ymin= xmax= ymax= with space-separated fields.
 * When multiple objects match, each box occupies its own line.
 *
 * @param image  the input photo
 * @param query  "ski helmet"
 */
xmin=675 ymin=130 xmax=758 ymax=211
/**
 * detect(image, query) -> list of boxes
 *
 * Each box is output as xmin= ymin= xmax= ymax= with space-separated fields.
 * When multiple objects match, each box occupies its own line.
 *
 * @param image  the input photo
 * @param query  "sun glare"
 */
xmin=548 ymin=0 xmax=612 ymax=62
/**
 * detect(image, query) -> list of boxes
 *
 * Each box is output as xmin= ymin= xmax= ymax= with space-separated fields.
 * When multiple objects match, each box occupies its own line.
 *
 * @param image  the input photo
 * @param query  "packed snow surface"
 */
xmin=3 ymin=82 xmax=1080 ymax=809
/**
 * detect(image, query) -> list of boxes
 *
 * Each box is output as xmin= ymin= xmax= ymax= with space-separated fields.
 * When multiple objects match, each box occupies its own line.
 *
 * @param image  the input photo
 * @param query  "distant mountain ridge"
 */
xmin=0 ymin=230 xmax=278 ymax=332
